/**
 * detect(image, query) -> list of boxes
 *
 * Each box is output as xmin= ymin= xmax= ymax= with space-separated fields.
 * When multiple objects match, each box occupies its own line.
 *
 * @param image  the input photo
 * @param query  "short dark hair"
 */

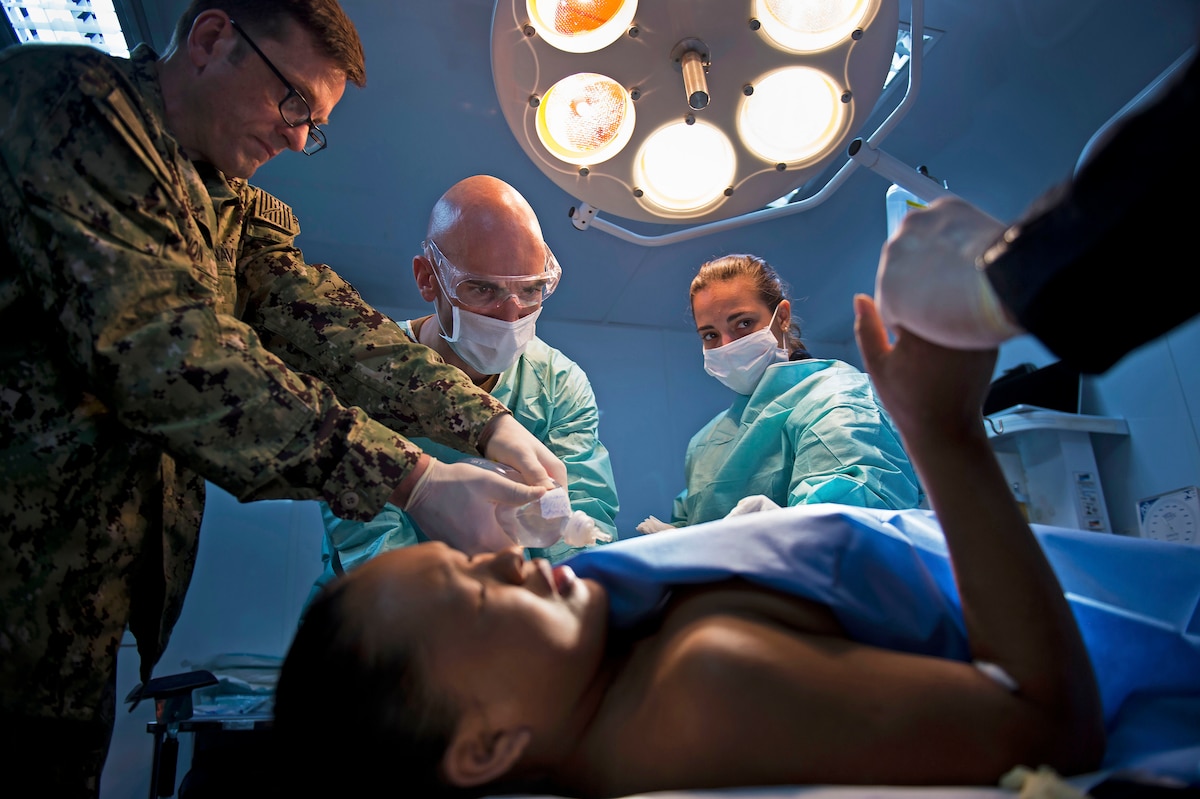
xmin=274 ymin=573 xmax=462 ymax=796
xmin=170 ymin=0 xmax=366 ymax=87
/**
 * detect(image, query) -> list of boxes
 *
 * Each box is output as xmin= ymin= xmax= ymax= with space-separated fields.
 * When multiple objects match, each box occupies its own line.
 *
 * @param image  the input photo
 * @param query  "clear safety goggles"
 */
xmin=422 ymin=238 xmax=562 ymax=312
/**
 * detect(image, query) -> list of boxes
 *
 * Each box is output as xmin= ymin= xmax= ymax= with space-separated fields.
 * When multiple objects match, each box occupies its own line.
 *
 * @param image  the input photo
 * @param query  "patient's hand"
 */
xmin=853 ymin=294 xmax=996 ymax=443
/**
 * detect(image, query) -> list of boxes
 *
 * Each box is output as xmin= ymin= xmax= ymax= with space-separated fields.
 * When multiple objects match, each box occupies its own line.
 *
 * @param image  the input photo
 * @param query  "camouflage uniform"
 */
xmin=0 ymin=42 xmax=506 ymax=792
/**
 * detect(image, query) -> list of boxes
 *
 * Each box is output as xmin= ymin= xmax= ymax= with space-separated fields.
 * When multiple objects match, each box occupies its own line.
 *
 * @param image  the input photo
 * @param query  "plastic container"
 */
xmin=885 ymin=183 xmax=927 ymax=239
xmin=885 ymin=166 xmax=948 ymax=238
xmin=461 ymin=458 xmax=612 ymax=548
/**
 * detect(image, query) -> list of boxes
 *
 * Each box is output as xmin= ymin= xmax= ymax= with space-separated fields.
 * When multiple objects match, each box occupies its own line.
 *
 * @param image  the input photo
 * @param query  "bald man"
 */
xmin=308 ymin=176 xmax=619 ymax=606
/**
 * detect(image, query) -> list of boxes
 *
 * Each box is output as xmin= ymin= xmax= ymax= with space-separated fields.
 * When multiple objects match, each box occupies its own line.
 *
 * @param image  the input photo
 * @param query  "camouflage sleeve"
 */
xmin=233 ymin=186 xmax=508 ymax=456
xmin=0 ymin=46 xmax=502 ymax=520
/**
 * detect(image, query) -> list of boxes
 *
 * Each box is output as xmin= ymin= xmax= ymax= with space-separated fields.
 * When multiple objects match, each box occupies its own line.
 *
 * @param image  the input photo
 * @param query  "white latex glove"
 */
xmin=480 ymin=413 xmax=568 ymax=490
xmin=404 ymin=458 xmax=547 ymax=555
xmin=725 ymin=494 xmax=782 ymax=517
xmin=636 ymin=515 xmax=677 ymax=535
xmin=876 ymin=196 xmax=1025 ymax=350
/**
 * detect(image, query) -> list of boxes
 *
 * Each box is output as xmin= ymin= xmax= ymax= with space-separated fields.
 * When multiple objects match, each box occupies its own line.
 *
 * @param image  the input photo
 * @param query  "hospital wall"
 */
xmin=100 ymin=309 xmax=1200 ymax=797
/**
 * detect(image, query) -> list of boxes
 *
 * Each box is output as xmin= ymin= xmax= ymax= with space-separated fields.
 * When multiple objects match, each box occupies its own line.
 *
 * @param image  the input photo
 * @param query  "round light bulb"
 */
xmin=753 ymin=0 xmax=875 ymax=53
xmin=635 ymin=120 xmax=735 ymax=214
xmin=526 ymin=0 xmax=639 ymax=54
xmin=536 ymin=73 xmax=635 ymax=165
xmin=740 ymin=67 xmax=845 ymax=165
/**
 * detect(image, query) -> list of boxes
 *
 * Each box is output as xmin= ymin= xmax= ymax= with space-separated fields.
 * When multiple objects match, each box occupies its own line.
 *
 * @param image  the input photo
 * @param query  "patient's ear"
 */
xmin=442 ymin=721 xmax=531 ymax=788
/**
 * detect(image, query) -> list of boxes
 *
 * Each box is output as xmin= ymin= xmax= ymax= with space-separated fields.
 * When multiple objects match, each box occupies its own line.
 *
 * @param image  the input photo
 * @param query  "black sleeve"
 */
xmin=983 ymin=45 xmax=1200 ymax=374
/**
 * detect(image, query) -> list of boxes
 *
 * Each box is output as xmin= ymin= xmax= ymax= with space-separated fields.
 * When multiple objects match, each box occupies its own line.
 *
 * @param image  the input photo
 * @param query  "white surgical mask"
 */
xmin=440 ymin=304 xmax=541 ymax=375
xmin=702 ymin=309 xmax=788 ymax=395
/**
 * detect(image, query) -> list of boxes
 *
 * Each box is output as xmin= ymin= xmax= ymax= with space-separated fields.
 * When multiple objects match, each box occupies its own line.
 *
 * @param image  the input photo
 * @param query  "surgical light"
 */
xmin=492 ymin=0 xmax=907 ymax=235
xmin=739 ymin=67 xmax=846 ymax=165
xmin=753 ymin=0 xmax=876 ymax=54
xmin=525 ymin=0 xmax=639 ymax=54
xmin=635 ymin=120 xmax=736 ymax=215
xmin=536 ymin=72 xmax=636 ymax=165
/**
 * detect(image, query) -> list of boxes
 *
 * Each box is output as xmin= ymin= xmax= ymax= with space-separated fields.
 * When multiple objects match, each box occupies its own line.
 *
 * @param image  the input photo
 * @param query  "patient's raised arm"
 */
xmin=853 ymin=294 xmax=1105 ymax=775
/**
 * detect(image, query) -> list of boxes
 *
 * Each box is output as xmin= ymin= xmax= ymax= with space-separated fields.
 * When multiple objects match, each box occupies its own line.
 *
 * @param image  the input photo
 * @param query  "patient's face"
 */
xmin=351 ymin=542 xmax=609 ymax=712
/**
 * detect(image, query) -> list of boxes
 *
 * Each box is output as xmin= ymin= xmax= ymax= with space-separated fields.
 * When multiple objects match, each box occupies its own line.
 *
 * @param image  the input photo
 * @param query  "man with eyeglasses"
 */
xmin=0 ymin=2 xmax=567 ymax=795
xmin=308 ymin=175 xmax=620 ymax=609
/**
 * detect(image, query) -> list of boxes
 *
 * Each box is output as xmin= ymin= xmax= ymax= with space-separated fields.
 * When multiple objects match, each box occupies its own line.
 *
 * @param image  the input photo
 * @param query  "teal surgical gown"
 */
xmin=671 ymin=358 xmax=921 ymax=526
xmin=311 ymin=319 xmax=619 ymax=604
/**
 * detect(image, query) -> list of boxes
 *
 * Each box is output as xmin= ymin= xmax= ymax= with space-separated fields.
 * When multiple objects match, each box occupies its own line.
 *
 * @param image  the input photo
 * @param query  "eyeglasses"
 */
xmin=422 ymin=238 xmax=562 ymax=311
xmin=229 ymin=19 xmax=327 ymax=155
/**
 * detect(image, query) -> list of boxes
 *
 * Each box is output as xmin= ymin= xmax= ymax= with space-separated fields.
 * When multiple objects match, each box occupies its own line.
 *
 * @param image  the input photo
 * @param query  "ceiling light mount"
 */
xmin=670 ymin=38 xmax=712 ymax=111
xmin=493 ymin=0 xmax=902 ymax=225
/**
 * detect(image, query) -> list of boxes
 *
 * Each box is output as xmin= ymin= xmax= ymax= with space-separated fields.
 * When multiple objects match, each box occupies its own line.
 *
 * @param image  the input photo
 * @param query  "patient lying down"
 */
xmin=274 ymin=297 xmax=1106 ymax=797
